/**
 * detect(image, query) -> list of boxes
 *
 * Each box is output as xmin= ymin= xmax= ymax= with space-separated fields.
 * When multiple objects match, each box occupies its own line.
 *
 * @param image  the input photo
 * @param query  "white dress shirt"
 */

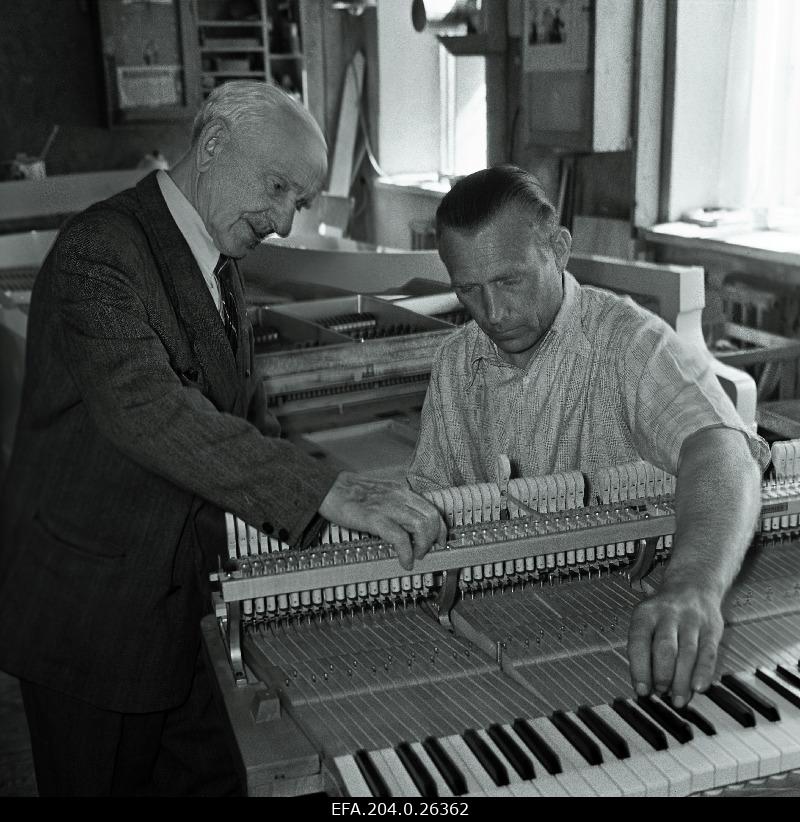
xmin=408 ymin=271 xmax=769 ymax=493
xmin=156 ymin=169 xmax=224 ymax=317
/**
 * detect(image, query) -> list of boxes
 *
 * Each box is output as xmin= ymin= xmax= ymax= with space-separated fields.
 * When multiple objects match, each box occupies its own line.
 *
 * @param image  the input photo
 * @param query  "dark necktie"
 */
xmin=214 ymin=254 xmax=238 ymax=353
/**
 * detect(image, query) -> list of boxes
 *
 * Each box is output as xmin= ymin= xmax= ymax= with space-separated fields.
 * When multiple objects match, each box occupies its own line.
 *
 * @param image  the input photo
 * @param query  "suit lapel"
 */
xmin=132 ymin=172 xmax=240 ymax=412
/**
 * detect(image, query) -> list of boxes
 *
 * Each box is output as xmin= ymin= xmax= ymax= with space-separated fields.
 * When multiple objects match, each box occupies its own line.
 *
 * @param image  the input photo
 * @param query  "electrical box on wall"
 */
xmin=521 ymin=0 xmax=635 ymax=152
xmin=96 ymin=0 xmax=202 ymax=125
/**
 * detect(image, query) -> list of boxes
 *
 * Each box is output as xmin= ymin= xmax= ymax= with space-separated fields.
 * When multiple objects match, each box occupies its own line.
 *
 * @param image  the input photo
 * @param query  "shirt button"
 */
xmin=262 ymin=522 xmax=274 ymax=534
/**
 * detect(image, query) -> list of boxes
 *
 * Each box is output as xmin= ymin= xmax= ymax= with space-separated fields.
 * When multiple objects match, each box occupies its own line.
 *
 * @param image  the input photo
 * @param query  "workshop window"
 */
xmin=376 ymin=3 xmax=486 ymax=180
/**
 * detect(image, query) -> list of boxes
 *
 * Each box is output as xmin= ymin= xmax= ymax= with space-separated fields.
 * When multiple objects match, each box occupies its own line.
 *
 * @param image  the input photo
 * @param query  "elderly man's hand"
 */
xmin=626 ymin=582 xmax=724 ymax=709
xmin=318 ymin=471 xmax=448 ymax=570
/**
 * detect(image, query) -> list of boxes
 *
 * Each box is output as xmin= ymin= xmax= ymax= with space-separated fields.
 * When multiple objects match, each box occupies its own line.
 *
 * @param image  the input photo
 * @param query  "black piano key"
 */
xmin=463 ymin=728 xmax=509 ymax=787
xmin=635 ymin=695 xmax=693 ymax=744
xmin=576 ymin=705 xmax=630 ymax=760
xmin=659 ymin=695 xmax=717 ymax=736
xmin=776 ymin=664 xmax=800 ymax=690
xmin=487 ymin=724 xmax=535 ymax=780
xmin=355 ymin=748 xmax=391 ymax=797
xmin=612 ymin=698 xmax=668 ymax=751
xmin=512 ymin=718 xmax=562 ymax=775
xmin=720 ymin=673 xmax=781 ymax=722
xmin=549 ymin=710 xmax=603 ymax=766
xmin=422 ymin=736 xmax=468 ymax=796
xmin=705 ymin=682 xmax=757 ymax=727
xmin=756 ymin=667 xmax=800 ymax=710
xmin=396 ymin=741 xmax=438 ymax=798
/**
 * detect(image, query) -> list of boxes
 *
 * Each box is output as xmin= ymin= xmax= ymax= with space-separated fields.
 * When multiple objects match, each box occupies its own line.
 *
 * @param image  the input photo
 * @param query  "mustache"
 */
xmin=247 ymin=220 xmax=275 ymax=238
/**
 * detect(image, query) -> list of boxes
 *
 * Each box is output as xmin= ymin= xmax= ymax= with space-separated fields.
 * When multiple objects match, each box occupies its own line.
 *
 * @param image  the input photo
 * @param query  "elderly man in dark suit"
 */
xmin=0 ymin=81 xmax=445 ymax=797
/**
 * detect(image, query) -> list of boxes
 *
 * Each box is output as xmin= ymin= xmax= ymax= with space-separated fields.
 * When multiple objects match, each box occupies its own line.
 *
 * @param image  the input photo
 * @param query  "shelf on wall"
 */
xmin=202 ymin=70 xmax=268 ymax=77
xmin=194 ymin=0 xmax=306 ymax=102
xmin=198 ymin=19 xmax=265 ymax=27
xmin=437 ymin=33 xmax=505 ymax=56
xmin=201 ymin=47 xmax=264 ymax=53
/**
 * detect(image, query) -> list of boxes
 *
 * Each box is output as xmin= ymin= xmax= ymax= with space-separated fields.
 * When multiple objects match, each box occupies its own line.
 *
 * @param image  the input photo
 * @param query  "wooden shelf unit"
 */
xmin=194 ymin=0 xmax=307 ymax=102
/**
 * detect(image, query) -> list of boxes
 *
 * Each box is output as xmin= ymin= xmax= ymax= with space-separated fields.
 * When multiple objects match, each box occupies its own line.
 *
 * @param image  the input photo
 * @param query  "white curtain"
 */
xmin=718 ymin=0 xmax=800 ymax=218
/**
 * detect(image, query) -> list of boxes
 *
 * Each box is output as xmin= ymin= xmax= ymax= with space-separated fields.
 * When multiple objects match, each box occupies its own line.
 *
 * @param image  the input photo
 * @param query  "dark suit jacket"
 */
xmin=0 ymin=172 xmax=338 ymax=713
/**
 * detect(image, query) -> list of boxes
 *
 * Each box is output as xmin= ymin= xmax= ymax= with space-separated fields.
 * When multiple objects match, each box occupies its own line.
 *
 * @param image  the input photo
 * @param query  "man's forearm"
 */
xmin=667 ymin=427 xmax=762 ymax=600
xmin=626 ymin=426 xmax=763 ymax=705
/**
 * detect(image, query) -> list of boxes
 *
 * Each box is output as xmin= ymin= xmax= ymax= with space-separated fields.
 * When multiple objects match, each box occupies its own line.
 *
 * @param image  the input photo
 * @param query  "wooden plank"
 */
xmin=327 ymin=51 xmax=364 ymax=198
xmin=0 ymin=171 xmax=147 ymax=225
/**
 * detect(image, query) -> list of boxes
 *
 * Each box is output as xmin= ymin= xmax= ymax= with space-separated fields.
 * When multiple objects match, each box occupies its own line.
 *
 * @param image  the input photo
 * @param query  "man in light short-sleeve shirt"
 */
xmin=407 ymin=165 xmax=768 ymax=712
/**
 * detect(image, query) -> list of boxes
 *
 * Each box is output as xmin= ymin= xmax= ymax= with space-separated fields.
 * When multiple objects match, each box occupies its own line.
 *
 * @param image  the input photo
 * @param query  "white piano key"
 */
xmin=366 ymin=750 xmax=404 ymax=797
xmin=728 ymin=675 xmax=800 ymax=773
xmin=605 ymin=698 xmax=725 ymax=797
xmin=564 ymin=712 xmax=647 ymax=797
xmin=735 ymin=671 xmax=800 ymax=771
xmin=496 ymin=724 xmax=567 ymax=796
xmin=436 ymin=736 xmax=489 ymax=795
xmin=688 ymin=693 xmax=763 ymax=783
xmin=524 ymin=717 xmax=599 ymax=796
xmin=508 ymin=773 xmax=569 ymax=797
xmin=594 ymin=755 xmax=648 ymax=797
xmin=475 ymin=728 xmax=523 ymax=784
xmin=499 ymin=723 xmax=572 ymax=796
xmin=506 ymin=780 xmax=544 ymax=797
xmin=652 ymin=704 xmax=740 ymax=790
xmin=441 ymin=734 xmax=501 ymax=794
xmin=408 ymin=741 xmax=453 ymax=797
xmin=744 ymin=717 xmax=800 ymax=776
xmin=611 ymin=699 xmax=695 ymax=796
xmin=558 ymin=711 xmax=625 ymax=796
xmin=334 ymin=754 xmax=373 ymax=797
xmin=700 ymin=686 xmax=786 ymax=778
xmin=740 ymin=668 xmax=800 ymax=730
xmin=590 ymin=704 xmax=672 ymax=797
xmin=636 ymin=705 xmax=717 ymax=795
xmin=466 ymin=785 xmax=514 ymax=797
xmin=374 ymin=748 xmax=421 ymax=797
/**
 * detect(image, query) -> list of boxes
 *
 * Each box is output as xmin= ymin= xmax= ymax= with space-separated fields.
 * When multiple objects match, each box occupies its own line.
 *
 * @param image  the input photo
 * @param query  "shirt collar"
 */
xmin=467 ymin=270 xmax=582 ymax=380
xmin=156 ymin=169 xmax=220 ymax=278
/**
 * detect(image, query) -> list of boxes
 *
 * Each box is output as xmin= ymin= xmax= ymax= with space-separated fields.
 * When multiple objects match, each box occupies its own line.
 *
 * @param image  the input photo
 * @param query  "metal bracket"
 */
xmin=434 ymin=568 xmax=461 ymax=630
xmin=226 ymin=601 xmax=247 ymax=686
xmin=626 ymin=538 xmax=657 ymax=594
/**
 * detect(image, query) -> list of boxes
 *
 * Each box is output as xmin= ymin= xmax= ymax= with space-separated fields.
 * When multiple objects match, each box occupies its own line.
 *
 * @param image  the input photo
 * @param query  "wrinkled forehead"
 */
xmin=440 ymin=208 xmax=553 ymax=255
xmin=237 ymin=110 xmax=328 ymax=195
xmin=439 ymin=213 xmax=554 ymax=285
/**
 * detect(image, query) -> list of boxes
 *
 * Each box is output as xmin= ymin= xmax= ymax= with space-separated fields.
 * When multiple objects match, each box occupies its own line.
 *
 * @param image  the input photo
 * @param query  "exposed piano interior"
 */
xmin=235 ymin=238 xmax=760 ymax=481
xmin=202 ymin=438 xmax=800 ymax=797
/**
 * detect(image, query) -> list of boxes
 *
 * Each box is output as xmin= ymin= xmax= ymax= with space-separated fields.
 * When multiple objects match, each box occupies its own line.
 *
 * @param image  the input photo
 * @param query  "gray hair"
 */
xmin=191 ymin=80 xmax=324 ymax=145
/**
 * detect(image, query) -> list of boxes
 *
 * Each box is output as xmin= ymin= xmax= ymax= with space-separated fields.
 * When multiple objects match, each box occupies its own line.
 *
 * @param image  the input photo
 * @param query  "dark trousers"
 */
xmin=20 ymin=649 xmax=244 ymax=797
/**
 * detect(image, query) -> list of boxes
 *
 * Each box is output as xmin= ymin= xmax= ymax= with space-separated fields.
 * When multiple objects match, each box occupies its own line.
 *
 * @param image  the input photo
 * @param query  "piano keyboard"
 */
xmin=333 ymin=658 xmax=800 ymax=797
xmin=206 ymin=439 xmax=800 ymax=796
xmin=232 ymin=541 xmax=800 ymax=798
